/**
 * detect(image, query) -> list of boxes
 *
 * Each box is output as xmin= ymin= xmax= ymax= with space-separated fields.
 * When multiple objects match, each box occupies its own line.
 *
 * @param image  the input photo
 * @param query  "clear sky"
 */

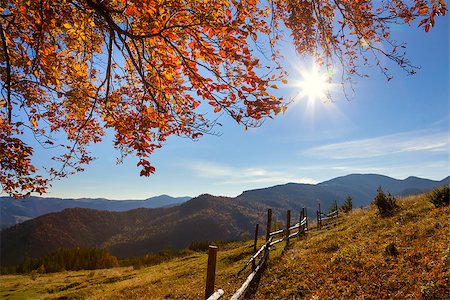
xmin=42 ymin=16 xmax=449 ymax=200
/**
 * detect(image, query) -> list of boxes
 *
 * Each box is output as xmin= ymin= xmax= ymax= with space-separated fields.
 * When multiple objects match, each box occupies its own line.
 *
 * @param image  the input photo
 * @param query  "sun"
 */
xmin=296 ymin=63 xmax=332 ymax=103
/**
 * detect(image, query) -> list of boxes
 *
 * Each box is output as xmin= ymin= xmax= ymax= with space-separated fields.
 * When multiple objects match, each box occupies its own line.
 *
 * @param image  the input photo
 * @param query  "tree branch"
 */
xmin=0 ymin=22 xmax=12 ymax=124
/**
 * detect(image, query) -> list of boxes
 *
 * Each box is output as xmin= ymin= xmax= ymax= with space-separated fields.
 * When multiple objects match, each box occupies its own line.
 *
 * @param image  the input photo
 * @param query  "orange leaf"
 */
xmin=419 ymin=6 xmax=429 ymax=15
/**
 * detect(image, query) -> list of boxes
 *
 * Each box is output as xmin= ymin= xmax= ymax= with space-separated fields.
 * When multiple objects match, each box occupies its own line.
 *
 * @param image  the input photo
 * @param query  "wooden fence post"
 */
xmin=335 ymin=200 xmax=339 ymax=218
xmin=266 ymin=209 xmax=272 ymax=242
xmin=252 ymin=224 xmax=259 ymax=270
xmin=316 ymin=210 xmax=319 ymax=229
xmin=298 ymin=208 xmax=304 ymax=240
xmin=305 ymin=207 xmax=308 ymax=230
xmin=205 ymin=245 xmax=218 ymax=299
xmin=286 ymin=210 xmax=291 ymax=246
xmin=318 ymin=203 xmax=322 ymax=229
xmin=316 ymin=210 xmax=321 ymax=230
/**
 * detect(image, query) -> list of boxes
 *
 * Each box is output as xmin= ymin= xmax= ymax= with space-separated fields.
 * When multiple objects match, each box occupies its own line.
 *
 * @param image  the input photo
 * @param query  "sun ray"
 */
xmin=296 ymin=63 xmax=333 ymax=104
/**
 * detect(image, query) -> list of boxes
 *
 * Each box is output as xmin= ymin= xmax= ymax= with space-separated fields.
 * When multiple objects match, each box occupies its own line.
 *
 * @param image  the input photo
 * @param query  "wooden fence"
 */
xmin=316 ymin=201 xmax=339 ymax=229
xmin=205 ymin=207 xmax=309 ymax=300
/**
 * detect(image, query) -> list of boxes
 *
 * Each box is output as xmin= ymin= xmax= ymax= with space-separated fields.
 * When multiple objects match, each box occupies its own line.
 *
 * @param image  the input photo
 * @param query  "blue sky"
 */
xmin=43 ymin=16 xmax=449 ymax=200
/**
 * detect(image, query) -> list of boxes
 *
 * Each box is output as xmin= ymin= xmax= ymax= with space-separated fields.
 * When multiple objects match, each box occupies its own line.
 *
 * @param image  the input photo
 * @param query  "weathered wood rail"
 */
xmin=317 ymin=201 xmax=339 ymax=229
xmin=204 ymin=204 xmax=338 ymax=300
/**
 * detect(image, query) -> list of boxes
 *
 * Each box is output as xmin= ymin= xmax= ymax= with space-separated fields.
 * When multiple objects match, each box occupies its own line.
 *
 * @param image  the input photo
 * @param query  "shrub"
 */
xmin=385 ymin=243 xmax=398 ymax=256
xmin=30 ymin=270 xmax=38 ymax=280
xmin=37 ymin=264 xmax=46 ymax=274
xmin=372 ymin=186 xmax=398 ymax=216
xmin=340 ymin=196 xmax=353 ymax=213
xmin=188 ymin=240 xmax=211 ymax=252
xmin=427 ymin=185 xmax=449 ymax=208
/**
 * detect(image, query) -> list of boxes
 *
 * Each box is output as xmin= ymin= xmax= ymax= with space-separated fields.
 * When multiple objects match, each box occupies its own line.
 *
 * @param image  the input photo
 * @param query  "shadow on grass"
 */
xmin=242 ymin=260 xmax=267 ymax=299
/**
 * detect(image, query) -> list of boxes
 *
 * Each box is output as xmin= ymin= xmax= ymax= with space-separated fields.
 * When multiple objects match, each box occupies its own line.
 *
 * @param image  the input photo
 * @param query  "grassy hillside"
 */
xmin=253 ymin=192 xmax=450 ymax=299
xmin=1 ymin=192 xmax=448 ymax=299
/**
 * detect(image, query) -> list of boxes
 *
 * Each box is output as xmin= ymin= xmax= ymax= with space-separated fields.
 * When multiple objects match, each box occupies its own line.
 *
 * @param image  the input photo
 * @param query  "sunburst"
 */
xmin=296 ymin=63 xmax=332 ymax=103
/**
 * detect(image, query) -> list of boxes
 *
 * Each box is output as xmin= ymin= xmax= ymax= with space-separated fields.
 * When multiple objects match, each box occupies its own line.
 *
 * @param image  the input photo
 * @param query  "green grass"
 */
xmin=1 ymin=192 xmax=449 ymax=299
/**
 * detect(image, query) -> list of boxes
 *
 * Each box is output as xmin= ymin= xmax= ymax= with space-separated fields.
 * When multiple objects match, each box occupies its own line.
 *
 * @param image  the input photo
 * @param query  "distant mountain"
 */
xmin=318 ymin=174 xmax=448 ymax=198
xmin=237 ymin=174 xmax=448 ymax=218
xmin=0 ymin=195 xmax=191 ymax=229
xmin=1 ymin=174 xmax=447 ymax=265
xmin=0 ymin=194 xmax=266 ymax=265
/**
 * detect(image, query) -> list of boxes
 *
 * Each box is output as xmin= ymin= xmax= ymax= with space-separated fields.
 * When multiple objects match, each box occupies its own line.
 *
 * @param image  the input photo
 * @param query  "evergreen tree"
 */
xmin=341 ymin=196 xmax=353 ymax=213
xmin=372 ymin=186 xmax=398 ymax=216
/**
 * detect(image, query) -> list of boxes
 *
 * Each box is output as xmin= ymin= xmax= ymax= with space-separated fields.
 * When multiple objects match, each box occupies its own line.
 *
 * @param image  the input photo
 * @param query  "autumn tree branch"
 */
xmin=0 ymin=23 xmax=12 ymax=124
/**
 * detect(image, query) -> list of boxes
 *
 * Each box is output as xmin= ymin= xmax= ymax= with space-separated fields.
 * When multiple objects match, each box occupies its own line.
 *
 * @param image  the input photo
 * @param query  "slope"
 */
xmin=0 ymin=194 xmax=266 ymax=265
xmin=0 ymin=191 xmax=448 ymax=299
xmin=252 ymin=192 xmax=450 ymax=299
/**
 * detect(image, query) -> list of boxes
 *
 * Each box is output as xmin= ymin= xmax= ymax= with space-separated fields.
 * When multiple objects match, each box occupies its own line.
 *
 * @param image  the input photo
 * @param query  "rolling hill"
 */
xmin=0 ymin=194 xmax=267 ymax=265
xmin=1 ymin=174 xmax=447 ymax=265
xmin=0 ymin=195 xmax=191 ymax=229
xmin=0 ymin=191 xmax=448 ymax=299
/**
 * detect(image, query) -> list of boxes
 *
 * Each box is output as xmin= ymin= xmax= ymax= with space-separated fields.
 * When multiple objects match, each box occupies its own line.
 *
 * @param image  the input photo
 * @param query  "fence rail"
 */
xmin=230 ymin=208 xmax=308 ymax=300
xmin=237 ymin=236 xmax=271 ymax=276
xmin=206 ymin=289 xmax=224 ymax=300
xmin=230 ymin=242 xmax=270 ymax=300
xmin=204 ymin=203 xmax=338 ymax=300
xmin=316 ymin=200 xmax=339 ymax=229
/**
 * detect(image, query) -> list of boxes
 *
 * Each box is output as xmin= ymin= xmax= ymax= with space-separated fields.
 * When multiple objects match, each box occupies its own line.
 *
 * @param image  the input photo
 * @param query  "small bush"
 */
xmin=372 ymin=186 xmax=398 ymax=217
xmin=30 ymin=270 xmax=38 ymax=280
xmin=188 ymin=240 xmax=211 ymax=252
xmin=340 ymin=196 xmax=353 ymax=213
xmin=37 ymin=264 xmax=46 ymax=274
xmin=427 ymin=185 xmax=449 ymax=208
xmin=385 ymin=243 xmax=398 ymax=256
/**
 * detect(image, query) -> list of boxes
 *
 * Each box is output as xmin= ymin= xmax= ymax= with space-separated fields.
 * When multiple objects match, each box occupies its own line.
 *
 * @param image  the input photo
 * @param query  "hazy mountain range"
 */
xmin=238 ymin=174 xmax=449 ymax=216
xmin=1 ymin=174 xmax=448 ymax=265
xmin=1 ymin=195 xmax=266 ymax=264
xmin=0 ymin=195 xmax=191 ymax=229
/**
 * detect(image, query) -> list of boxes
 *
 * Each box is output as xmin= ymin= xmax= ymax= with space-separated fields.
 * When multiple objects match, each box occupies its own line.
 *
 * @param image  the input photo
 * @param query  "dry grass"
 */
xmin=253 ymin=194 xmax=450 ymax=299
xmin=1 ymin=193 xmax=448 ymax=299
xmin=0 ymin=240 xmax=259 ymax=299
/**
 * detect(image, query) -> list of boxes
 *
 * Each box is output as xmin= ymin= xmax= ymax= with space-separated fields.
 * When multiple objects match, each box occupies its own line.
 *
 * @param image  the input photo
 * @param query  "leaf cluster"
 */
xmin=0 ymin=0 xmax=447 ymax=197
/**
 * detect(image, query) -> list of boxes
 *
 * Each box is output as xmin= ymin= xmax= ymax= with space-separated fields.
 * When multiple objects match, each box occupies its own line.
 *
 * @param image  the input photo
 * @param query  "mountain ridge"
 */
xmin=237 ymin=173 xmax=448 ymax=217
xmin=1 ymin=194 xmax=266 ymax=264
xmin=0 ymin=194 xmax=191 ymax=229
xmin=1 ymin=173 xmax=447 ymax=265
